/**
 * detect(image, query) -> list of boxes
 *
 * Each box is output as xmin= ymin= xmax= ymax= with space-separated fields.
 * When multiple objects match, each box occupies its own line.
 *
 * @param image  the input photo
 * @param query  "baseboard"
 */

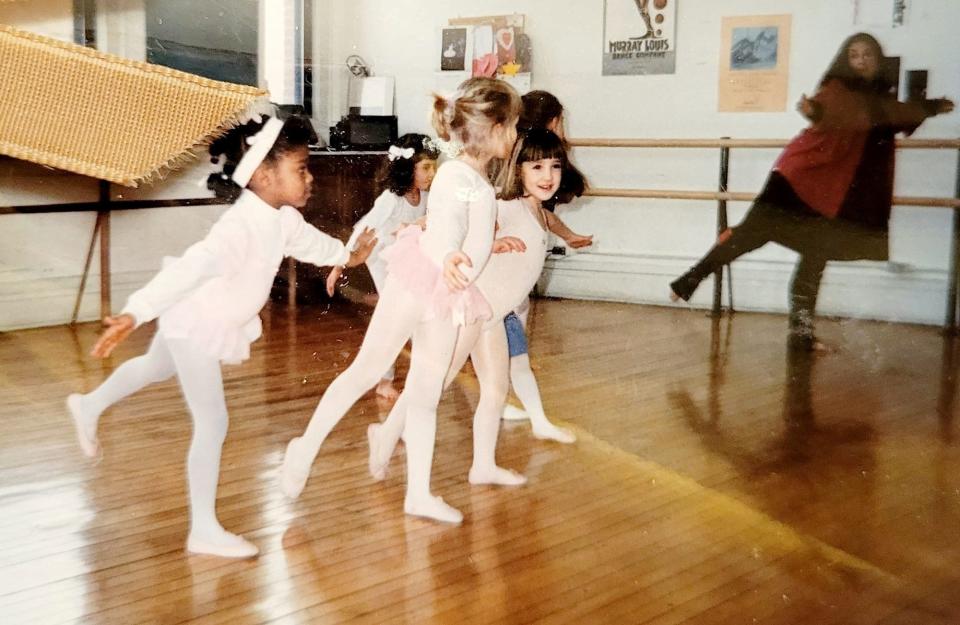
xmin=0 ymin=267 xmax=155 ymax=331
xmin=538 ymin=251 xmax=949 ymax=327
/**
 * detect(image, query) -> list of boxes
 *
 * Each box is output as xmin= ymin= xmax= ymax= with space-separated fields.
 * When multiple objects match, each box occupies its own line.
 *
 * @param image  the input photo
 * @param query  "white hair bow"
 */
xmin=388 ymin=145 xmax=415 ymax=161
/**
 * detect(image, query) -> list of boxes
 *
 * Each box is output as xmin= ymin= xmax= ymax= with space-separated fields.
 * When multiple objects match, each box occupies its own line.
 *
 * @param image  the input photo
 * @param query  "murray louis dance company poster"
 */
xmin=602 ymin=0 xmax=677 ymax=75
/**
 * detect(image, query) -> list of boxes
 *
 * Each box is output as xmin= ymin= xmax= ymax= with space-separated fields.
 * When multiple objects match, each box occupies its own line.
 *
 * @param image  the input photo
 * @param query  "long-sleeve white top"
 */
xmin=417 ymin=160 xmax=497 ymax=284
xmin=122 ymin=189 xmax=349 ymax=363
xmin=474 ymin=198 xmax=550 ymax=328
xmin=346 ymin=189 xmax=427 ymax=291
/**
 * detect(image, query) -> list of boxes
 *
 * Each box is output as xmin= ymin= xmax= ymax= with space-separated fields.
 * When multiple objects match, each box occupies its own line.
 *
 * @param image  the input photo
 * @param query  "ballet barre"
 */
xmin=568 ymin=136 xmax=960 ymax=331
xmin=1 ymin=180 xmax=227 ymax=324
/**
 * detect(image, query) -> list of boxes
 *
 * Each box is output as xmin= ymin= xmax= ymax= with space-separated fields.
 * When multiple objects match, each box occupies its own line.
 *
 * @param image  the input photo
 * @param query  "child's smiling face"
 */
xmin=521 ymin=157 xmax=562 ymax=202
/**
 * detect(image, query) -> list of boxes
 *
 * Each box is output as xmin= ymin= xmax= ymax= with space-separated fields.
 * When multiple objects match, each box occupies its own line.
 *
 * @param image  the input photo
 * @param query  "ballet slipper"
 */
xmin=501 ymin=404 xmax=529 ymax=421
xmin=468 ymin=465 xmax=528 ymax=486
xmin=532 ymin=422 xmax=577 ymax=444
xmin=280 ymin=437 xmax=311 ymax=499
xmin=186 ymin=531 xmax=259 ymax=558
xmin=367 ymin=423 xmax=388 ymax=481
xmin=404 ymin=494 xmax=463 ymax=524
xmin=67 ymin=394 xmax=100 ymax=459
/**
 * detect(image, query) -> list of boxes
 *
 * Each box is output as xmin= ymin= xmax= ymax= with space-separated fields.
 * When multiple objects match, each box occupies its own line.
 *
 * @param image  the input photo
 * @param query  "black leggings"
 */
xmin=671 ymin=200 xmax=885 ymax=337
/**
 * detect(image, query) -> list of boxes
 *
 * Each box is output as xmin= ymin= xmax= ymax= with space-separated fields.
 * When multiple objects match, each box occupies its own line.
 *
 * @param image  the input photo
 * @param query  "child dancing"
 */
xmin=280 ymin=78 xmax=521 ymax=524
xmin=368 ymin=128 xmax=586 ymax=482
xmin=326 ymin=133 xmax=439 ymax=400
xmin=67 ymin=114 xmax=375 ymax=557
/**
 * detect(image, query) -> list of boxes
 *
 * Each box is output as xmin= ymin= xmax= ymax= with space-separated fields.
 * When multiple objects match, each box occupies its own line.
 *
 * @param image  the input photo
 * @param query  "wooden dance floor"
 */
xmin=2 ymin=298 xmax=959 ymax=624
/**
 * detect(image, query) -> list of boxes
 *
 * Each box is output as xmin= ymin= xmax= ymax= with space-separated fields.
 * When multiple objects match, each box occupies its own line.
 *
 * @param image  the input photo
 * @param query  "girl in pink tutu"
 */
xmin=325 ymin=133 xmax=440 ymax=400
xmin=281 ymin=77 xmax=521 ymax=523
xmin=366 ymin=128 xmax=585 ymax=487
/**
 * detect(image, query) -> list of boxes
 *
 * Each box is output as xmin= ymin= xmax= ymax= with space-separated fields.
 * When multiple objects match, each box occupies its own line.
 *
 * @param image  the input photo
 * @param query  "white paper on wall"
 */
xmin=854 ymin=0 xmax=909 ymax=28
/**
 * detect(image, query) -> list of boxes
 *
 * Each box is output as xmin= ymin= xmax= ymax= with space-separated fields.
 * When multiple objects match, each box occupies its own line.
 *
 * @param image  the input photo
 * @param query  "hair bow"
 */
xmin=388 ymin=145 xmax=415 ymax=161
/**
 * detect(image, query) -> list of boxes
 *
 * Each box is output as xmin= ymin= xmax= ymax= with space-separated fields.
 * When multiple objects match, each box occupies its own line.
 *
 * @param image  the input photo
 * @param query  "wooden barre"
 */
xmin=585 ymin=187 xmax=960 ymax=209
xmin=569 ymin=137 xmax=960 ymax=150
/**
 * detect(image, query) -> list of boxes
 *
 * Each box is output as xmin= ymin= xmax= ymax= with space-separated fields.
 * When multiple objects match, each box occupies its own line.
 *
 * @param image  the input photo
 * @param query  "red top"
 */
xmin=772 ymin=79 xmax=932 ymax=220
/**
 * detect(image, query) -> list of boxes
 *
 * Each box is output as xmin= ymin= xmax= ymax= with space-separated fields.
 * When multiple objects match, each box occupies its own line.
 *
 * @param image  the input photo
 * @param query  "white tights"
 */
xmin=372 ymin=319 xmax=525 ymax=486
xmin=77 ymin=332 xmax=242 ymax=548
xmin=504 ymin=304 xmax=576 ymax=443
xmin=293 ymin=275 xmax=473 ymax=517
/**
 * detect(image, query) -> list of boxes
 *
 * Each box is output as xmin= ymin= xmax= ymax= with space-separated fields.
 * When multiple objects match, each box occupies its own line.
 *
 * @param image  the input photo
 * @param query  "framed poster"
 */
xmin=440 ymin=26 xmax=470 ymax=71
xmin=602 ymin=0 xmax=677 ymax=76
xmin=718 ymin=14 xmax=792 ymax=112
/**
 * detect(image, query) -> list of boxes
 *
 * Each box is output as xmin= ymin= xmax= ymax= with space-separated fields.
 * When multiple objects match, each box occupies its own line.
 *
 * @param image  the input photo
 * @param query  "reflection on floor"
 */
xmin=0 ymin=298 xmax=957 ymax=624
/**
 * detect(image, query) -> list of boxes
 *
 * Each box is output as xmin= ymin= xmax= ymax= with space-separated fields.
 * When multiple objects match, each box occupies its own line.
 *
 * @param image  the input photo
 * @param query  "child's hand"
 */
xmin=492 ymin=236 xmax=526 ymax=254
xmin=935 ymin=98 xmax=955 ymax=114
xmin=347 ymin=228 xmax=377 ymax=267
xmin=443 ymin=251 xmax=472 ymax=290
xmin=90 ymin=314 xmax=136 ymax=358
xmin=564 ymin=233 xmax=594 ymax=249
xmin=796 ymin=94 xmax=816 ymax=118
xmin=326 ymin=265 xmax=344 ymax=297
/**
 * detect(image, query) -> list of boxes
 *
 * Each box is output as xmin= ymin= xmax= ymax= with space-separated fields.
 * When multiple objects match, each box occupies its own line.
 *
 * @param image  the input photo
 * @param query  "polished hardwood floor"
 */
xmin=1 ymin=298 xmax=958 ymax=624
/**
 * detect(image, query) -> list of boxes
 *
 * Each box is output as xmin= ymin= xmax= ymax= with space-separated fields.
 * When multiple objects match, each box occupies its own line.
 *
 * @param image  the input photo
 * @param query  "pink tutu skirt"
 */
xmin=380 ymin=225 xmax=492 ymax=326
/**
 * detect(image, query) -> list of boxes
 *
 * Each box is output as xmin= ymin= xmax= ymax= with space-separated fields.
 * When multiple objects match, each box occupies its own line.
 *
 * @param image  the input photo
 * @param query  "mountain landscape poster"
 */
xmin=718 ymin=14 xmax=791 ymax=112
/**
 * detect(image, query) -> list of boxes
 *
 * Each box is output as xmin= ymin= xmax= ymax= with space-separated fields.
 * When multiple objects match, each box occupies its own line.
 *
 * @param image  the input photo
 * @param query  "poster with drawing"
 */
xmin=440 ymin=27 xmax=469 ymax=71
xmin=718 ymin=14 xmax=792 ymax=112
xmin=602 ymin=0 xmax=677 ymax=76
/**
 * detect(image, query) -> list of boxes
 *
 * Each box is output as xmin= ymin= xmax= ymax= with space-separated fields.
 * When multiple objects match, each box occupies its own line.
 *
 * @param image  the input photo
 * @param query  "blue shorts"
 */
xmin=504 ymin=312 xmax=528 ymax=358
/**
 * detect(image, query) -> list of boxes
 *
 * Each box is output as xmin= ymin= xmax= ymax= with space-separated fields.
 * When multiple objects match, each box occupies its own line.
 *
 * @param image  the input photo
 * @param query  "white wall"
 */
xmin=315 ymin=0 xmax=960 ymax=325
xmin=2 ymin=1 xmax=958 ymax=330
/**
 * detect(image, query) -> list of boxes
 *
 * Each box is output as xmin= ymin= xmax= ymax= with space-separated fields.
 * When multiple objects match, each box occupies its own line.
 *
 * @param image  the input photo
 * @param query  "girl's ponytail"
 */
xmin=431 ymin=93 xmax=454 ymax=141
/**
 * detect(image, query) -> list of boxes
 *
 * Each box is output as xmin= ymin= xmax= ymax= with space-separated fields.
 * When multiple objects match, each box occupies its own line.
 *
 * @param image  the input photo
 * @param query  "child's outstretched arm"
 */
xmin=282 ymin=207 xmax=377 ymax=269
xmin=90 ymin=314 xmax=136 ymax=358
xmin=545 ymin=211 xmax=593 ymax=248
xmin=324 ymin=229 xmax=378 ymax=296
xmin=324 ymin=266 xmax=342 ymax=297
xmin=346 ymin=228 xmax=377 ymax=266
xmin=119 ymin=217 xmax=248 ymax=334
